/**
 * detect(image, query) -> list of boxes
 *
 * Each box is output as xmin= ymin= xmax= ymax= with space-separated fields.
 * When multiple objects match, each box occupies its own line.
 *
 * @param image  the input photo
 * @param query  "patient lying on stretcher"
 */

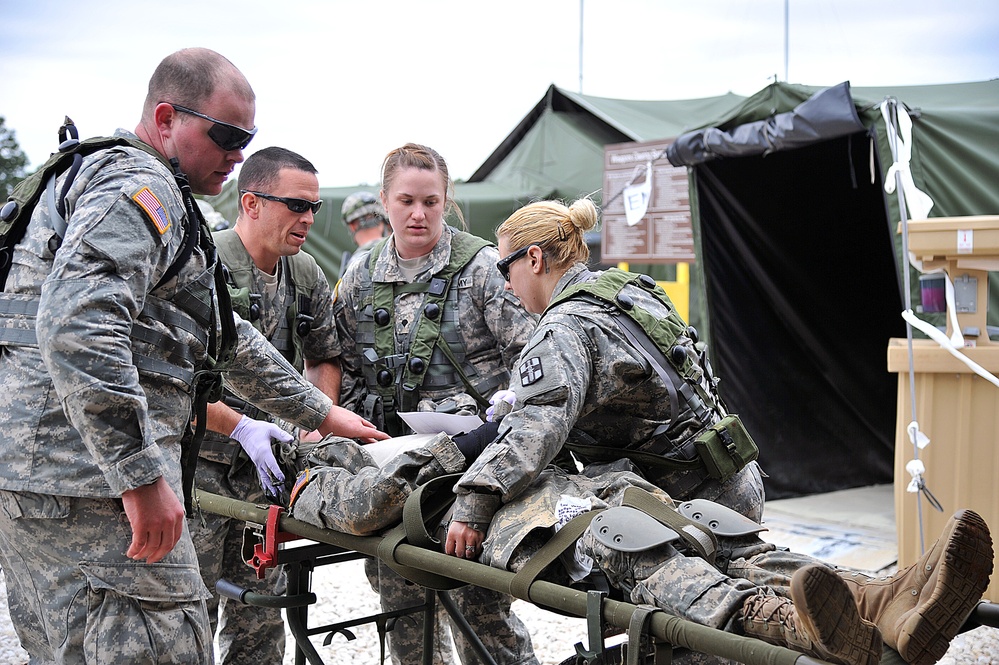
xmin=275 ymin=431 xmax=994 ymax=665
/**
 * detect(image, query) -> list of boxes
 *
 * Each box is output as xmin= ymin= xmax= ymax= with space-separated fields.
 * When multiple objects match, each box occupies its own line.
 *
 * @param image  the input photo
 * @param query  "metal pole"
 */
xmin=197 ymin=491 xmax=825 ymax=665
xmin=784 ymin=0 xmax=789 ymax=81
xmin=579 ymin=0 xmax=584 ymax=93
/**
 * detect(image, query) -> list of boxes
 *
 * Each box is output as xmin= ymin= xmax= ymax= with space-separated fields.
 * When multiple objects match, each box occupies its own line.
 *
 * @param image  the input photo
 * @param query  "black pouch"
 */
xmin=693 ymin=414 xmax=759 ymax=482
xmin=362 ymin=392 xmax=384 ymax=430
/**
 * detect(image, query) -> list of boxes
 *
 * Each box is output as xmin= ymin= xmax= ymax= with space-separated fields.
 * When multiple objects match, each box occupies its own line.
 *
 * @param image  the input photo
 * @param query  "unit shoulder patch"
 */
xmin=131 ymin=186 xmax=171 ymax=235
xmin=519 ymin=356 xmax=544 ymax=386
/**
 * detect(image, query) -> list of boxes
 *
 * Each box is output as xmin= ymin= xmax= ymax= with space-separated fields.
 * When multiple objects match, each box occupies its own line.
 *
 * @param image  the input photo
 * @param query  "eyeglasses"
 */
xmin=241 ymin=190 xmax=323 ymax=215
xmin=168 ymin=103 xmax=257 ymax=151
xmin=496 ymin=245 xmax=534 ymax=282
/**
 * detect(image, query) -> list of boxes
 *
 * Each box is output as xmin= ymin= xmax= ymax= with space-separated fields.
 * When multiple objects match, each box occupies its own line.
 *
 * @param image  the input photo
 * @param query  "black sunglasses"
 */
xmin=496 ymin=245 xmax=534 ymax=282
xmin=169 ymin=103 xmax=257 ymax=151
xmin=241 ymin=190 xmax=323 ymax=215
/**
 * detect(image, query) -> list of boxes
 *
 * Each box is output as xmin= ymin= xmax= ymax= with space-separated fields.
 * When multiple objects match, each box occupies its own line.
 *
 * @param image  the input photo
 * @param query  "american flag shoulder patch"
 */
xmin=519 ymin=356 xmax=544 ymax=386
xmin=132 ymin=187 xmax=171 ymax=235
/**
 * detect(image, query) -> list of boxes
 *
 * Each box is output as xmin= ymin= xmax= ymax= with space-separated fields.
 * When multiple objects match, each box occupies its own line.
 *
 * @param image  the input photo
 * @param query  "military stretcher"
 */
xmin=195 ymin=490 xmax=999 ymax=665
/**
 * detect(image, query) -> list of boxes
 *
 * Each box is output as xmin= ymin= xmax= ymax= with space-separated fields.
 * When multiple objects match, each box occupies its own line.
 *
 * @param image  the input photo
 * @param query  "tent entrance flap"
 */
xmin=667 ymin=81 xmax=866 ymax=167
xmin=694 ymin=130 xmax=905 ymax=499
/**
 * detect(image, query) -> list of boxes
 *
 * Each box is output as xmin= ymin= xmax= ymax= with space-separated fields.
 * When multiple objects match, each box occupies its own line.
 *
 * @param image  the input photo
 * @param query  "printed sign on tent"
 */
xmin=602 ymin=138 xmax=694 ymax=263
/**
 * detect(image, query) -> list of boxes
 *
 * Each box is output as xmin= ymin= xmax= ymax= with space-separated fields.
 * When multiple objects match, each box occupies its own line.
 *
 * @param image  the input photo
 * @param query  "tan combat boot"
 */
xmin=741 ymin=564 xmax=882 ymax=665
xmin=840 ymin=509 xmax=993 ymax=665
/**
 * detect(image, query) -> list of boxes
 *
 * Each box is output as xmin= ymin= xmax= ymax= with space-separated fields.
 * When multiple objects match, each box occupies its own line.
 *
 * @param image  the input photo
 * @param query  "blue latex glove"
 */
xmin=230 ymin=415 xmax=294 ymax=498
xmin=486 ymin=389 xmax=517 ymax=422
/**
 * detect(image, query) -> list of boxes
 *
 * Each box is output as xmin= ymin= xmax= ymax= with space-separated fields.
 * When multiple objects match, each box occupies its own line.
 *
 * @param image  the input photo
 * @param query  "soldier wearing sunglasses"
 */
xmin=0 ymin=48 xmax=385 ymax=664
xmin=194 ymin=147 xmax=338 ymax=664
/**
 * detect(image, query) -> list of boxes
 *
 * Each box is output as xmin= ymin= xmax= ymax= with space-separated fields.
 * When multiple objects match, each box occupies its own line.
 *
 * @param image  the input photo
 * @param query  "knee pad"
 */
xmin=677 ymin=498 xmax=767 ymax=537
xmin=591 ymin=506 xmax=681 ymax=552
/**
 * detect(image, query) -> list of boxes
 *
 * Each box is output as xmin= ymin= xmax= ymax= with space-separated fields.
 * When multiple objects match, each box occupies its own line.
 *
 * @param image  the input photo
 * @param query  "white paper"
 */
xmin=623 ymin=162 xmax=653 ymax=227
xmin=362 ymin=433 xmax=438 ymax=467
xmin=397 ymin=411 xmax=484 ymax=436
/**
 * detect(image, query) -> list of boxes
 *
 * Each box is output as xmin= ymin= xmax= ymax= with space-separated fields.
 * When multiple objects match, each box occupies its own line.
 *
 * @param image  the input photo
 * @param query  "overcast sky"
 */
xmin=2 ymin=0 xmax=997 ymax=187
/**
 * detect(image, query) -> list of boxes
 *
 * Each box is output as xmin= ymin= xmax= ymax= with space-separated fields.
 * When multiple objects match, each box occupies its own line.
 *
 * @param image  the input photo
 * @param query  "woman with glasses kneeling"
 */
xmin=447 ymin=196 xmax=766 ymax=555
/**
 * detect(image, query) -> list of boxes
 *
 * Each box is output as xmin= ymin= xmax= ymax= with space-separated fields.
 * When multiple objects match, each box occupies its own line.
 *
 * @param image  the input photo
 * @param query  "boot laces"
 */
xmin=744 ymin=590 xmax=799 ymax=633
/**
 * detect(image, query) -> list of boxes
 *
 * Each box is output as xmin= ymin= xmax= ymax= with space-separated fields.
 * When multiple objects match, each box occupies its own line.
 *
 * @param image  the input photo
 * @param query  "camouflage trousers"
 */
xmin=0 ymin=489 xmax=212 ymax=664
xmin=491 ymin=465 xmax=819 ymax=633
xmin=364 ymin=558 xmax=539 ymax=665
xmin=579 ymin=534 xmax=818 ymax=631
xmin=192 ymin=456 xmax=286 ymax=665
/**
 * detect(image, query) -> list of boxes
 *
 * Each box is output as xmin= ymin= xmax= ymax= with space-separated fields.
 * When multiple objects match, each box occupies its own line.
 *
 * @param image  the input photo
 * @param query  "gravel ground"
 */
xmin=1 ymin=559 xmax=997 ymax=664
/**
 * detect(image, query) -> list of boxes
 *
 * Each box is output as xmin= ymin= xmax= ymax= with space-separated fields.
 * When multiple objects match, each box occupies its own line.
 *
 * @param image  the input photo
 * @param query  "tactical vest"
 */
xmin=355 ymin=230 xmax=500 ymax=436
xmin=548 ymin=268 xmax=734 ymax=477
xmin=0 ymin=130 xmax=229 ymax=386
xmin=0 ymin=122 xmax=238 ymax=510
xmin=213 ymin=228 xmax=317 ymax=374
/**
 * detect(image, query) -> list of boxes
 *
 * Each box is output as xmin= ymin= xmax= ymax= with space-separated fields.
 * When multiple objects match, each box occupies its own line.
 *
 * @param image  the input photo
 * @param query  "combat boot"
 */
xmin=840 ymin=508 xmax=993 ymax=665
xmin=740 ymin=564 xmax=882 ymax=665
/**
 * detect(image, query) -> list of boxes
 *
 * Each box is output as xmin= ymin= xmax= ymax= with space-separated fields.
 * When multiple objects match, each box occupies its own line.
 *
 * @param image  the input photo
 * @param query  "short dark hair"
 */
xmin=144 ymin=47 xmax=253 ymax=120
xmin=237 ymin=146 xmax=318 ymax=193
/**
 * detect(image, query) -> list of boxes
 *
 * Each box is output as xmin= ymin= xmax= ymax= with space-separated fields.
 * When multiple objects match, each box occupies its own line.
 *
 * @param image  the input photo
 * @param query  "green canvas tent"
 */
xmin=205 ymin=84 xmax=749 ymax=285
xmin=659 ymin=79 xmax=999 ymax=498
xmin=205 ymin=79 xmax=999 ymax=498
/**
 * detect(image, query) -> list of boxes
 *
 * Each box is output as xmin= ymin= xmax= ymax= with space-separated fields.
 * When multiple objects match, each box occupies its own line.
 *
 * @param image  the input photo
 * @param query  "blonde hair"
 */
xmin=380 ymin=142 xmax=465 ymax=229
xmin=497 ymin=197 xmax=598 ymax=271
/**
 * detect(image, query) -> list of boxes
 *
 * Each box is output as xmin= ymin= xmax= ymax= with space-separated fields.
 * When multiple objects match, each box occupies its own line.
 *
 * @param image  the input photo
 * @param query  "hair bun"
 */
xmin=568 ymin=198 xmax=599 ymax=233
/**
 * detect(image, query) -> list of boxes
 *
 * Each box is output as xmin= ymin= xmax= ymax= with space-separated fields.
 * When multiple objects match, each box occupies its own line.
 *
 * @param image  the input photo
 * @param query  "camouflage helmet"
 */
xmin=341 ymin=191 xmax=389 ymax=231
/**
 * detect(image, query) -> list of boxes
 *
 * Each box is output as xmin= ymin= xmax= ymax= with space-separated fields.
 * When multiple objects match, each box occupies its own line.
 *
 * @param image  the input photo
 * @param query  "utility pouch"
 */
xmin=693 ymin=414 xmax=758 ymax=482
xmin=225 ymin=283 xmax=253 ymax=322
xmin=362 ymin=392 xmax=384 ymax=430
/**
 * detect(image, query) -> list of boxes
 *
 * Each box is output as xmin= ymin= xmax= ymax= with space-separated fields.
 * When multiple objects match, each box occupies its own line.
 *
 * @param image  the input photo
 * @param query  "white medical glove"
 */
xmin=486 ymin=389 xmax=517 ymax=422
xmin=230 ymin=415 xmax=294 ymax=498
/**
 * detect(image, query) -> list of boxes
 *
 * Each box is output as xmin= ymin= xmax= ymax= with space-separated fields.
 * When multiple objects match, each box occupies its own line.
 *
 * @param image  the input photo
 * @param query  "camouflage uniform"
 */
xmin=486 ymin=462 xmax=818 ymax=635
xmin=334 ymin=226 xmax=539 ymax=665
xmin=0 ymin=133 xmax=333 ymax=663
xmin=291 ymin=434 xmax=466 ymax=534
xmin=192 ymin=230 xmax=340 ymax=663
xmin=453 ymin=263 xmax=765 ymax=531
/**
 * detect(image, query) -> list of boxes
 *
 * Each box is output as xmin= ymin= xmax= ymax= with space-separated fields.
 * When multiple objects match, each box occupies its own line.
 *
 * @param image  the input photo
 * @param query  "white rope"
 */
xmin=901 ymin=309 xmax=999 ymax=389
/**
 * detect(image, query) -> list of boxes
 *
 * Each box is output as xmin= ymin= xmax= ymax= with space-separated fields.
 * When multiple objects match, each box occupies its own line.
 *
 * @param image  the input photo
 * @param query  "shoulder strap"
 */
xmin=368 ymin=231 xmax=492 ymax=432
xmin=398 ymin=230 xmax=491 ymax=396
xmin=285 ymin=249 xmax=319 ymax=322
xmin=284 ymin=251 xmax=321 ymax=371
xmin=552 ymin=269 xmax=726 ymax=462
xmin=0 ymin=125 xmax=169 ymax=289
xmin=548 ymin=268 xmax=696 ymax=404
xmin=212 ymin=228 xmax=250 ymax=267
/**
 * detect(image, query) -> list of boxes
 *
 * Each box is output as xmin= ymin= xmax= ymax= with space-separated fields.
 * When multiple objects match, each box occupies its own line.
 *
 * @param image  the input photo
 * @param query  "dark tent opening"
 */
xmin=693 ymin=131 xmax=907 ymax=498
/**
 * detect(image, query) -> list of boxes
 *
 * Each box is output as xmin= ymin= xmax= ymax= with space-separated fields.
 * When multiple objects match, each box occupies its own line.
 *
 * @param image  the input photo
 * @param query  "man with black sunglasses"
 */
xmin=196 ymin=146 xmax=339 ymax=664
xmin=0 ymin=48 xmax=385 ymax=664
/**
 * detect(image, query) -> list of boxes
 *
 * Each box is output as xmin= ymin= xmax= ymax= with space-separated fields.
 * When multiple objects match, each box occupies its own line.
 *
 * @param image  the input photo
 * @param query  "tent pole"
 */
xmin=578 ymin=0 xmax=584 ymax=93
xmin=886 ymin=97 xmax=926 ymax=555
xmin=783 ymin=0 xmax=789 ymax=81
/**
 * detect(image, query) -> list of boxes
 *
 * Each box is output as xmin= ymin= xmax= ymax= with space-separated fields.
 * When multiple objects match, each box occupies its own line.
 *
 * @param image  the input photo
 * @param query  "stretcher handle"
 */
xmin=216 ymin=578 xmax=317 ymax=609
xmin=967 ymin=601 xmax=999 ymax=630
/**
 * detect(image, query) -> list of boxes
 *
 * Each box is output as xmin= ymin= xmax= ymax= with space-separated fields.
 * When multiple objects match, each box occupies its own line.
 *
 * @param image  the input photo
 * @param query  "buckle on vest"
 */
xmin=363 ymin=347 xmax=407 ymax=370
xmin=428 ymin=277 xmax=447 ymax=297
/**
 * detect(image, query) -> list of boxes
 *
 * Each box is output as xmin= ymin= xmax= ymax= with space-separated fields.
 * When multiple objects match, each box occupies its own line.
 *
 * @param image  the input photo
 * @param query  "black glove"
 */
xmin=453 ymin=421 xmax=501 ymax=464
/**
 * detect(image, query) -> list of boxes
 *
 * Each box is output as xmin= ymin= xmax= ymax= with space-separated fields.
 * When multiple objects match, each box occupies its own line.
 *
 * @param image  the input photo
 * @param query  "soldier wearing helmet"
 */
xmin=339 ymin=191 xmax=392 ymax=279
xmin=342 ymin=190 xmax=391 ymax=250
